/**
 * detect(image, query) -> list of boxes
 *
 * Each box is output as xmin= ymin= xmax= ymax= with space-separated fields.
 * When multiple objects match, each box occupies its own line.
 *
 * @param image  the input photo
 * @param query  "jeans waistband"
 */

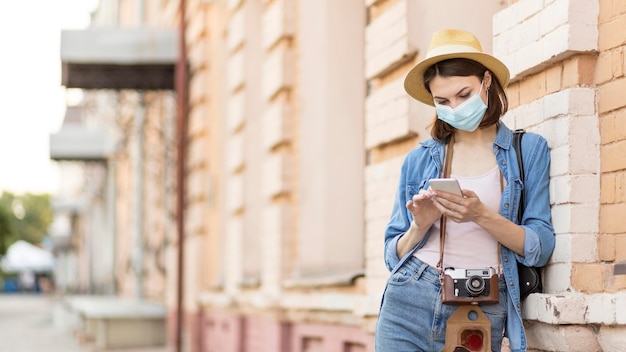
xmin=403 ymin=255 xmax=441 ymax=280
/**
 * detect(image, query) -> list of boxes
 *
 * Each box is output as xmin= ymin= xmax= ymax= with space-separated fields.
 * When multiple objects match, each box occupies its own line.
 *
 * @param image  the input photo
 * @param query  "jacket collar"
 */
xmin=420 ymin=121 xmax=514 ymax=151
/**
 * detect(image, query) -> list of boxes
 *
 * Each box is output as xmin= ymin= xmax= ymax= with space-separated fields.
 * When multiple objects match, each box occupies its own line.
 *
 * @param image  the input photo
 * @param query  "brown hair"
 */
xmin=423 ymin=58 xmax=509 ymax=141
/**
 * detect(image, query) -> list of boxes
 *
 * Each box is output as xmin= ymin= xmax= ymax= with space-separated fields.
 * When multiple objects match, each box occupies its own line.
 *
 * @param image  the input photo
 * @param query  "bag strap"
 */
xmin=437 ymin=135 xmax=454 ymax=271
xmin=512 ymin=129 xmax=525 ymax=225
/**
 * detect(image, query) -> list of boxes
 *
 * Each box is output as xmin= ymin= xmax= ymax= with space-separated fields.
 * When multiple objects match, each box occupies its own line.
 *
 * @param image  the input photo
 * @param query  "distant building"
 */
xmin=51 ymin=0 xmax=626 ymax=351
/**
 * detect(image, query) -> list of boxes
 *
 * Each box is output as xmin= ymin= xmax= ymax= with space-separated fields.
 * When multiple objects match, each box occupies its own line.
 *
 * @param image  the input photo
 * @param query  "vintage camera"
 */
xmin=441 ymin=267 xmax=499 ymax=305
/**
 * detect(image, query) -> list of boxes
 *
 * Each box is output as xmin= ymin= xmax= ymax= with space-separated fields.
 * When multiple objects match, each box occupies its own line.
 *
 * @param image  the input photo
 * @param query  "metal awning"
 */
xmin=61 ymin=28 xmax=178 ymax=90
xmin=50 ymin=125 xmax=117 ymax=161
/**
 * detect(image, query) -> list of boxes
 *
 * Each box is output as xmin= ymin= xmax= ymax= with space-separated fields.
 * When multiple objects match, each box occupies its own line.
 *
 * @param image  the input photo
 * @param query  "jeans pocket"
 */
xmin=388 ymin=267 xmax=414 ymax=286
xmin=481 ymin=280 xmax=508 ymax=317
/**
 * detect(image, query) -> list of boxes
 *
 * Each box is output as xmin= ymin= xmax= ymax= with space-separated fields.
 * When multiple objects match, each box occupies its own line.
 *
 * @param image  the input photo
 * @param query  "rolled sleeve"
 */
xmin=384 ymin=235 xmax=402 ymax=271
xmin=517 ymin=227 xmax=541 ymax=266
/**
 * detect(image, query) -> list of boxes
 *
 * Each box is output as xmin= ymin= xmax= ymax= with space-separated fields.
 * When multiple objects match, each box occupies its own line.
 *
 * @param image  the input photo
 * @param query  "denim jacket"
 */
xmin=383 ymin=122 xmax=555 ymax=352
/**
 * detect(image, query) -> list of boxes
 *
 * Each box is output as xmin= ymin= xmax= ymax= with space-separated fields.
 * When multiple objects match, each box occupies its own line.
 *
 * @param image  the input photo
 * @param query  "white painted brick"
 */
xmin=227 ymin=51 xmax=245 ymax=92
xmin=569 ymin=126 xmax=600 ymax=175
xmin=365 ymin=77 xmax=425 ymax=147
xmin=501 ymin=103 xmax=529 ymax=130
xmin=569 ymin=0 xmax=600 ymax=26
xmin=598 ymin=325 xmax=626 ymax=352
xmin=366 ymin=34 xmax=410 ymax=79
xmin=570 ymin=233 xmax=598 ymax=263
xmin=585 ymin=294 xmax=616 ymax=324
xmin=262 ymin=48 xmax=293 ymax=100
xmin=512 ymin=0 xmax=543 ymax=23
xmin=540 ymin=24 xmax=571 ymax=63
xmin=262 ymin=0 xmax=294 ymax=49
xmin=550 ymin=231 xmax=570 ymax=263
xmin=227 ymin=93 xmax=245 ymax=133
xmin=513 ymin=41 xmax=542 ymax=75
xmin=224 ymin=218 xmax=243 ymax=291
xmin=616 ymin=293 xmax=626 ymax=324
xmin=552 ymin=204 xmax=572 ymax=234
xmin=549 ymin=144 xmax=568 ymax=176
xmin=189 ymin=69 xmax=208 ymax=103
xmin=494 ymin=0 xmax=598 ymax=80
xmin=551 ymin=203 xmax=599 ymax=234
xmin=188 ymin=135 xmax=208 ymax=174
xmin=532 ymin=118 xmax=564 ymax=150
xmin=543 ymin=262 xmax=572 ymax=293
xmin=551 ymin=174 xmax=599 ymax=205
xmin=567 ymin=23 xmax=599 ymax=52
xmin=526 ymin=323 xmax=601 ymax=352
xmin=527 ymin=293 xmax=626 ymax=327
xmin=543 ymin=88 xmax=597 ymax=118
xmin=547 ymin=295 xmax=587 ymax=324
xmin=493 ymin=5 xmax=517 ymax=35
xmin=518 ymin=13 xmax=541 ymax=49
xmin=262 ymin=153 xmax=290 ymax=198
xmin=226 ymin=175 xmax=244 ymax=213
xmin=261 ymin=204 xmax=290 ymax=295
xmin=261 ymin=101 xmax=291 ymax=149
xmin=226 ymin=134 xmax=244 ymax=172
xmin=543 ymin=89 xmax=570 ymax=118
xmin=365 ymin=0 xmax=416 ymax=78
xmin=226 ymin=9 xmax=245 ymax=51
xmin=365 ymin=1 xmax=406 ymax=56
xmin=496 ymin=28 xmax=521 ymax=56
xmin=539 ymin=0 xmax=569 ymax=35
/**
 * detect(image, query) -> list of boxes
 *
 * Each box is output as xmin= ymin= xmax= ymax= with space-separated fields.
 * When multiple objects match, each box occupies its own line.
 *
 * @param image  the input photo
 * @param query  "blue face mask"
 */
xmin=434 ymin=81 xmax=487 ymax=132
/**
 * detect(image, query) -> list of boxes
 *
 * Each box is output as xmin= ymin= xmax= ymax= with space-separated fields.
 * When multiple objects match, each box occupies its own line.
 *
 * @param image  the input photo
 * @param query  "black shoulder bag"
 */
xmin=513 ymin=129 xmax=543 ymax=299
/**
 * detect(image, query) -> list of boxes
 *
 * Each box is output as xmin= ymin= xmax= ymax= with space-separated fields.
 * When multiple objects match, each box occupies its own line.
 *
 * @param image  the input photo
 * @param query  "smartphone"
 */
xmin=429 ymin=178 xmax=462 ymax=196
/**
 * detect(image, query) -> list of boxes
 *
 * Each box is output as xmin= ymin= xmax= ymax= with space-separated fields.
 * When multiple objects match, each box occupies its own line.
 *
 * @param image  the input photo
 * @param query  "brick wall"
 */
xmin=158 ymin=0 xmax=626 ymax=351
xmin=495 ymin=0 xmax=626 ymax=350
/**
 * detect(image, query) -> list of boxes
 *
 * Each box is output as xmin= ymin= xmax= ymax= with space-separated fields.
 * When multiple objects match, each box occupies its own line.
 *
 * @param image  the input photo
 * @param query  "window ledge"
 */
xmin=283 ymin=270 xmax=364 ymax=289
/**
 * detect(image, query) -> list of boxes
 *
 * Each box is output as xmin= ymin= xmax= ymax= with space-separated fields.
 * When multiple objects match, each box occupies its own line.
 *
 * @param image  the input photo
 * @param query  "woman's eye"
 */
xmin=459 ymin=93 xmax=470 ymax=98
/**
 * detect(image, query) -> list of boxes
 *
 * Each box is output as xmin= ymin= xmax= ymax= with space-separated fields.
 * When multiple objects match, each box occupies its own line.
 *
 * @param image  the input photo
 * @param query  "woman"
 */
xmin=375 ymin=29 xmax=555 ymax=352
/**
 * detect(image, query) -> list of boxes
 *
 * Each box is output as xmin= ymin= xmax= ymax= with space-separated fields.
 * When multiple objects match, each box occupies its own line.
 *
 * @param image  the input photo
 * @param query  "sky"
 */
xmin=0 ymin=0 xmax=98 ymax=195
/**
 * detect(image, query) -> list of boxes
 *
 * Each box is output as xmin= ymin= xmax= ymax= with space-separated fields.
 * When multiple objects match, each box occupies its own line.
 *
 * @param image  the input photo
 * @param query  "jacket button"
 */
xmin=504 ymin=257 xmax=509 ymax=262
xmin=509 ymin=281 xmax=515 ymax=286
xmin=504 ymin=203 xmax=509 ymax=209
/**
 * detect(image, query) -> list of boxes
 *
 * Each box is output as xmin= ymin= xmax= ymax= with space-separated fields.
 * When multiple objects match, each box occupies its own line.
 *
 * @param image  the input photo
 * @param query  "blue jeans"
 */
xmin=375 ymin=256 xmax=507 ymax=352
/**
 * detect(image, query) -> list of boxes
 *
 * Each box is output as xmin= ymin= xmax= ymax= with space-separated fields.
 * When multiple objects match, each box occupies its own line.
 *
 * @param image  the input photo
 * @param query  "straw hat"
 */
xmin=404 ymin=29 xmax=510 ymax=106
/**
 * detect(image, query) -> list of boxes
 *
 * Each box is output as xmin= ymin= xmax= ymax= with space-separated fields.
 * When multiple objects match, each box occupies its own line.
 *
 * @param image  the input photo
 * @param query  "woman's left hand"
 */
xmin=429 ymin=189 xmax=485 ymax=223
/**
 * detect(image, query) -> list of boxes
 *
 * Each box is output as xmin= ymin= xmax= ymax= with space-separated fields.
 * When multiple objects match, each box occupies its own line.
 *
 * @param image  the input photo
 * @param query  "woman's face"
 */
xmin=429 ymin=74 xmax=489 ymax=109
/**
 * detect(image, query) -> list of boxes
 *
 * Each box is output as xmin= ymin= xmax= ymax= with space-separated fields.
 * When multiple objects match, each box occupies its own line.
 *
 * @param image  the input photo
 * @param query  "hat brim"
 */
xmin=404 ymin=52 xmax=510 ymax=106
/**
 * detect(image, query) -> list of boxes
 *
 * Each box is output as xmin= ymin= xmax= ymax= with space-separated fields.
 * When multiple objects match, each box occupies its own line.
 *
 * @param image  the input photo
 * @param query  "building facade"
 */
xmin=53 ymin=0 xmax=626 ymax=351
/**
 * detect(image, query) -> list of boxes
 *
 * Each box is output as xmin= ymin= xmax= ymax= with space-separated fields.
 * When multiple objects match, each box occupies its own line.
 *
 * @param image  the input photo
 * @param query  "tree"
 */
xmin=0 ymin=205 xmax=15 ymax=255
xmin=0 ymin=192 xmax=53 ymax=251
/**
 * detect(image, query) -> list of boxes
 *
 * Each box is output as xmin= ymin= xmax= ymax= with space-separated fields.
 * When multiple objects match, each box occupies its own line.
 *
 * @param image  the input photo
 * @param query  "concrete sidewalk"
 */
xmin=0 ymin=294 xmax=83 ymax=352
xmin=0 ymin=294 xmax=170 ymax=352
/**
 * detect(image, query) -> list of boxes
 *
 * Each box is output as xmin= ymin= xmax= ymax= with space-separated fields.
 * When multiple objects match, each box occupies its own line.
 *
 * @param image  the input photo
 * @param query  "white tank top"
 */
xmin=414 ymin=165 xmax=501 ymax=269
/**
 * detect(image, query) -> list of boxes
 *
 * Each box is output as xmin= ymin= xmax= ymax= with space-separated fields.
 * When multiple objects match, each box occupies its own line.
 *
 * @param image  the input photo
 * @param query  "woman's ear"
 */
xmin=484 ymin=71 xmax=493 ymax=90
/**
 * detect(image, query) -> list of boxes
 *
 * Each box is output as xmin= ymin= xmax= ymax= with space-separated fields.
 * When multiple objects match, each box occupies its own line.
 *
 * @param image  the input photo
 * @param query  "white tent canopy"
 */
xmin=1 ymin=240 xmax=55 ymax=273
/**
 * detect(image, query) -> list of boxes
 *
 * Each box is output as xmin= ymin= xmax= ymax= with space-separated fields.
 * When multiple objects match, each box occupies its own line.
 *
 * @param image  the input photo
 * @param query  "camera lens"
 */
xmin=465 ymin=275 xmax=485 ymax=296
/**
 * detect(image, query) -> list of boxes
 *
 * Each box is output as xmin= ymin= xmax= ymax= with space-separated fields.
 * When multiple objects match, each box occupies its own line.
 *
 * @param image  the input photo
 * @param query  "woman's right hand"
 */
xmin=396 ymin=190 xmax=441 ymax=258
xmin=406 ymin=189 xmax=441 ymax=231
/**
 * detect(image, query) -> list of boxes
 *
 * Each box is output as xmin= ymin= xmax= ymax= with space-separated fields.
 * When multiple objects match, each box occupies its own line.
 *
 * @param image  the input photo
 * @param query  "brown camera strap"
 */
xmin=436 ymin=135 xmax=502 ymax=274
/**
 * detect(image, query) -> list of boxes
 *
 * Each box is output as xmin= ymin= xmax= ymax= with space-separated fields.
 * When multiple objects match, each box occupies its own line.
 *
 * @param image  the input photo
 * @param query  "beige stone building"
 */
xmin=51 ymin=0 xmax=626 ymax=351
